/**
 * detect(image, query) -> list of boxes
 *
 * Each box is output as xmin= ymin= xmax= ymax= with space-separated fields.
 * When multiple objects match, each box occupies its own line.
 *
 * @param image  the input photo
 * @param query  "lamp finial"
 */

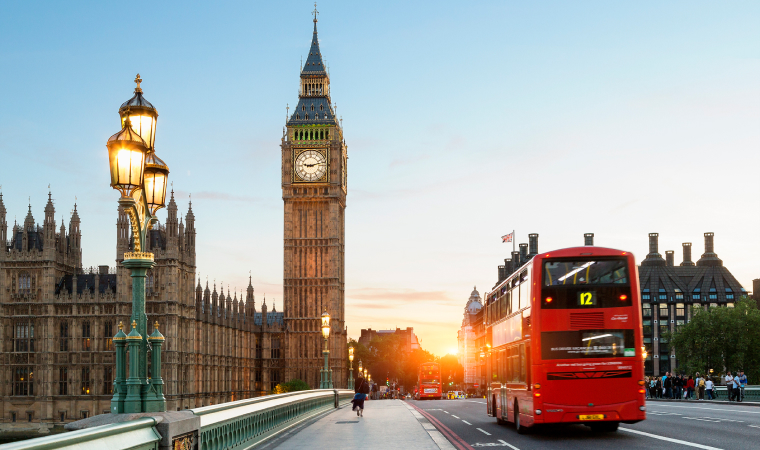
xmin=134 ymin=74 xmax=143 ymax=93
xmin=313 ymin=2 xmax=319 ymax=23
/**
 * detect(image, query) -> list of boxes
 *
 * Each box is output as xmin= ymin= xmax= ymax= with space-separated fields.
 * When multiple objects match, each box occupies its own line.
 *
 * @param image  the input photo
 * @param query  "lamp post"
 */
xmin=320 ymin=309 xmax=333 ymax=389
xmin=348 ymin=346 xmax=355 ymax=390
xmin=108 ymin=75 xmax=169 ymax=414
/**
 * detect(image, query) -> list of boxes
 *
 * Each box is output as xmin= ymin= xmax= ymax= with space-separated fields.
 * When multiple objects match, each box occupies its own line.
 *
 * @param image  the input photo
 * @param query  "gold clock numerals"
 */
xmin=295 ymin=149 xmax=327 ymax=182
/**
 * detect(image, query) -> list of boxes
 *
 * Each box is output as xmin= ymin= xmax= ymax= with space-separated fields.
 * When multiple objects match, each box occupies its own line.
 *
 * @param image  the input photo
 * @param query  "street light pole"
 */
xmin=348 ymin=346 xmax=355 ymax=390
xmin=320 ymin=309 xmax=333 ymax=389
xmin=108 ymin=75 xmax=169 ymax=414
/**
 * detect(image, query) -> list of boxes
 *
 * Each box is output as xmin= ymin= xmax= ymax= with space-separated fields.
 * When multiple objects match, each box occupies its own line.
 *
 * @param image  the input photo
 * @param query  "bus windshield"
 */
xmin=420 ymin=367 xmax=439 ymax=384
xmin=543 ymin=259 xmax=628 ymax=286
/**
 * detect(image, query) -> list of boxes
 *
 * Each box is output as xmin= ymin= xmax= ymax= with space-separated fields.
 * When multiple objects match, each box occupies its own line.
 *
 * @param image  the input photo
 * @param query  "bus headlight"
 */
xmin=639 ymin=406 xmax=646 ymax=411
xmin=535 ymin=409 xmax=542 ymax=415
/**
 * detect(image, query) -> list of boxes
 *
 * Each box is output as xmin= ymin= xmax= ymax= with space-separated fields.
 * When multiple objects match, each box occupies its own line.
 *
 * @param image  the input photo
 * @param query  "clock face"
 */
xmin=295 ymin=150 xmax=327 ymax=182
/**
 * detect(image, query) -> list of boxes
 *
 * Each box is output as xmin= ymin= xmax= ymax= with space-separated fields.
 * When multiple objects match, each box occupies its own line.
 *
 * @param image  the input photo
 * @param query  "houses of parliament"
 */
xmin=0 ymin=14 xmax=348 ymax=431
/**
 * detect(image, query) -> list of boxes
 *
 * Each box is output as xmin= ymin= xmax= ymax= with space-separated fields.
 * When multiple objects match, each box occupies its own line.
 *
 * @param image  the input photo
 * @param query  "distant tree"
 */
xmin=271 ymin=379 xmax=310 ymax=395
xmin=667 ymin=297 xmax=760 ymax=382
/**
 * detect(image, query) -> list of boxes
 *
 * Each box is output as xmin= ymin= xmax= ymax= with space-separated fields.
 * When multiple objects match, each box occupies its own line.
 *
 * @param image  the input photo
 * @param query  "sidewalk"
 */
xmin=270 ymin=399 xmax=454 ymax=450
xmin=647 ymin=398 xmax=760 ymax=407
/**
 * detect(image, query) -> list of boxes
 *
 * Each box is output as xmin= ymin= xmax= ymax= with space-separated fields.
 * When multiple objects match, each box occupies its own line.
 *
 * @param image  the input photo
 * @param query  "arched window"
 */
xmin=320 ymin=104 xmax=324 ymax=111
xmin=311 ymin=104 xmax=314 ymax=111
xmin=296 ymin=114 xmax=300 ymax=120
xmin=18 ymin=272 xmax=31 ymax=291
xmin=305 ymin=113 xmax=309 ymax=120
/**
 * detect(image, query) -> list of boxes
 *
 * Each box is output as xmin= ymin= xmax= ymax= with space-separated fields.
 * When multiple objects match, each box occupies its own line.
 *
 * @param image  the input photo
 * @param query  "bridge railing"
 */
xmin=191 ymin=389 xmax=353 ymax=450
xmin=713 ymin=385 xmax=760 ymax=401
xmin=0 ymin=417 xmax=160 ymax=450
xmin=0 ymin=390 xmax=353 ymax=450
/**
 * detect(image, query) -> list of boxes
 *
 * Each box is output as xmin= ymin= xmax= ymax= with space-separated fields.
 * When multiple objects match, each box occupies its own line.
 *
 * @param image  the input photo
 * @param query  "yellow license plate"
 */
xmin=579 ymin=414 xmax=605 ymax=421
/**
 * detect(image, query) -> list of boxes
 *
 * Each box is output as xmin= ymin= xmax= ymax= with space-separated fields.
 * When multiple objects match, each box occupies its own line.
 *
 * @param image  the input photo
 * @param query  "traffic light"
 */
xmin=386 ymin=377 xmax=389 ymax=386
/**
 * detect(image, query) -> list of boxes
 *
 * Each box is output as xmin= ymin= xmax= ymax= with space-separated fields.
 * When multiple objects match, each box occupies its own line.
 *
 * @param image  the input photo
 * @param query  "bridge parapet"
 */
xmin=1 ymin=417 xmax=160 ymax=450
xmin=0 ymin=390 xmax=353 ymax=450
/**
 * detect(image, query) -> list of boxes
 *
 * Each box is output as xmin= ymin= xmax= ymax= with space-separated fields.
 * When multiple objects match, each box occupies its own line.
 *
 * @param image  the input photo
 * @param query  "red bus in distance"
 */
xmin=485 ymin=246 xmax=646 ymax=433
xmin=417 ymin=362 xmax=442 ymax=400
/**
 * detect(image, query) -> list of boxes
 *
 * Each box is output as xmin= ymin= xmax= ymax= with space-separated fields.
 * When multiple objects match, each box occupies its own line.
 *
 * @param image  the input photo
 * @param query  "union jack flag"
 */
xmin=502 ymin=232 xmax=514 ymax=243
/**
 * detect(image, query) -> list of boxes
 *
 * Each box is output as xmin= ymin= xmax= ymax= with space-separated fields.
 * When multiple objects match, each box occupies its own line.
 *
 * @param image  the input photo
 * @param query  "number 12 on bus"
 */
xmin=484 ymin=246 xmax=646 ymax=433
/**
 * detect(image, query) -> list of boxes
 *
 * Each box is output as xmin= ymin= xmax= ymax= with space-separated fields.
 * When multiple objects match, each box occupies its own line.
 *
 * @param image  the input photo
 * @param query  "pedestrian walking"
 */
xmin=705 ymin=377 xmax=714 ymax=400
xmin=352 ymin=374 xmax=370 ymax=417
xmin=696 ymin=373 xmax=705 ymax=400
xmin=656 ymin=377 xmax=663 ymax=398
xmin=738 ymin=371 xmax=748 ymax=402
xmin=725 ymin=372 xmax=734 ymax=401
xmin=686 ymin=376 xmax=695 ymax=399
xmin=731 ymin=375 xmax=741 ymax=402
xmin=649 ymin=377 xmax=657 ymax=399
xmin=674 ymin=374 xmax=683 ymax=399
xmin=663 ymin=372 xmax=673 ymax=399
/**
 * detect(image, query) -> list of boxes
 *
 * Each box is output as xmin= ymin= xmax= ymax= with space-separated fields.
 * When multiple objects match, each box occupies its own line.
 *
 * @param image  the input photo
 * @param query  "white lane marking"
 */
xmin=462 ymin=420 xmax=472 ymax=425
xmin=444 ymin=411 xmax=449 ymax=414
xmin=620 ymin=427 xmax=724 ymax=450
xmin=684 ymin=417 xmax=744 ymax=423
xmin=651 ymin=404 xmax=760 ymax=414
xmin=748 ymin=424 xmax=760 ymax=428
xmin=684 ymin=417 xmax=721 ymax=423
xmin=451 ymin=415 xmax=460 ymax=419
xmin=498 ymin=439 xmax=521 ymax=450
xmin=477 ymin=428 xmax=491 ymax=435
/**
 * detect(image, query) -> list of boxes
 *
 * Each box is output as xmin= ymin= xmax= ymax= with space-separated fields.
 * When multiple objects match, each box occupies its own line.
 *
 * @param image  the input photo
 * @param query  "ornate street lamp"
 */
xmin=108 ymin=75 xmax=168 ymax=414
xmin=319 ymin=309 xmax=333 ymax=388
xmin=348 ymin=346 xmax=355 ymax=390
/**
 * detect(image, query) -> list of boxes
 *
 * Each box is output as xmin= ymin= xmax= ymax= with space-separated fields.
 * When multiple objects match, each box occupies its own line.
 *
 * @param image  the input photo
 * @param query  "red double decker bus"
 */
xmin=485 ymin=246 xmax=646 ymax=432
xmin=417 ymin=362 xmax=442 ymax=400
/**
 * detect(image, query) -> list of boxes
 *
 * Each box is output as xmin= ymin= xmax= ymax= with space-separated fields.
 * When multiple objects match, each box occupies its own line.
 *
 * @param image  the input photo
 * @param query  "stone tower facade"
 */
xmin=281 ymin=14 xmax=348 ymax=388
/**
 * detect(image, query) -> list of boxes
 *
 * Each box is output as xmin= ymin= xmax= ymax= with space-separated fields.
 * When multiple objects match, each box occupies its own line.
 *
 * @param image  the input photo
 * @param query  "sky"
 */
xmin=0 ymin=1 xmax=758 ymax=357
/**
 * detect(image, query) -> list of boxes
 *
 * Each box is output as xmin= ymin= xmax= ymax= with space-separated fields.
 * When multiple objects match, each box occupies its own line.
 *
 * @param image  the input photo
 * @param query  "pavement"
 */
xmin=266 ymin=399 xmax=454 ymax=450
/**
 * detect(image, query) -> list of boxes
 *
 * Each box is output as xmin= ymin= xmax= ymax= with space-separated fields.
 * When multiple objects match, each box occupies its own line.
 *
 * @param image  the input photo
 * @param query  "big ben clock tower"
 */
xmin=281 ymin=10 xmax=348 ymax=388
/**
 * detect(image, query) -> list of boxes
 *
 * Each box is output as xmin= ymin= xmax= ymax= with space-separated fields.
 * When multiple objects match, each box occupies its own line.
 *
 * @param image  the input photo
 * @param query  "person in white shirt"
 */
xmin=725 ymin=372 xmax=734 ymax=401
xmin=704 ymin=378 xmax=714 ymax=400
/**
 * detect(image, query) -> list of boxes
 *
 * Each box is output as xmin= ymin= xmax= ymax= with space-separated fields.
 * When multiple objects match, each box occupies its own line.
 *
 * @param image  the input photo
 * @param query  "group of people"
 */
xmin=646 ymin=371 xmax=748 ymax=402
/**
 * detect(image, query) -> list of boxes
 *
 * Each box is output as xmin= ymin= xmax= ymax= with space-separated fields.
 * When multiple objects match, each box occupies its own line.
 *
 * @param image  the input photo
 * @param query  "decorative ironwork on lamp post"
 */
xmin=108 ymin=74 xmax=169 ymax=414
xmin=348 ymin=346 xmax=355 ymax=390
xmin=320 ymin=309 xmax=334 ymax=389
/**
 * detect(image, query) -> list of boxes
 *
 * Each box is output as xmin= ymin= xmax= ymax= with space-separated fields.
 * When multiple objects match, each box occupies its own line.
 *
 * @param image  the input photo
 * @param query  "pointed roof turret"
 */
xmin=71 ymin=202 xmax=80 ymax=223
xmin=23 ymin=201 xmax=34 ymax=230
xmin=0 ymin=190 xmax=6 ymax=216
xmin=44 ymin=191 xmax=55 ymax=215
xmin=302 ymin=7 xmax=327 ymax=75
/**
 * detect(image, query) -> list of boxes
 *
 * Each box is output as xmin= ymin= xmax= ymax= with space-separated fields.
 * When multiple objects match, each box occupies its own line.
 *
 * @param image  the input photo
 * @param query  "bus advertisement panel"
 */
xmin=485 ymin=247 xmax=646 ymax=433
xmin=418 ymin=362 xmax=442 ymax=400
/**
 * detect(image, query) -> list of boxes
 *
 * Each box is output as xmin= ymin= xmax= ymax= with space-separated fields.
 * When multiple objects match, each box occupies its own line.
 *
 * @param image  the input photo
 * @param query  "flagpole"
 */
xmin=513 ymin=230 xmax=516 ymax=253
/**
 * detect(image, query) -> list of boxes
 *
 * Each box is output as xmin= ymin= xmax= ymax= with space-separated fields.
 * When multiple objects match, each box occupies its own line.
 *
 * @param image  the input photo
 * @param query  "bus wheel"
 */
xmin=515 ymin=402 xmax=528 ymax=435
xmin=590 ymin=422 xmax=619 ymax=432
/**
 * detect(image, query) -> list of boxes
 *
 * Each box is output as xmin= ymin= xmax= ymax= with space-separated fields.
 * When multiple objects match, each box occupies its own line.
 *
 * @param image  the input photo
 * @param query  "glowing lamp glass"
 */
xmin=144 ymin=170 xmax=167 ymax=214
xmin=545 ymin=297 xmax=553 ymax=303
xmin=349 ymin=346 xmax=354 ymax=362
xmin=638 ymin=389 xmax=646 ymax=394
xmin=108 ymin=145 xmax=145 ymax=196
xmin=122 ymin=114 xmax=157 ymax=150
xmin=619 ymin=294 xmax=628 ymax=301
xmin=534 ymin=392 xmax=541 ymax=397
xmin=321 ymin=310 xmax=331 ymax=339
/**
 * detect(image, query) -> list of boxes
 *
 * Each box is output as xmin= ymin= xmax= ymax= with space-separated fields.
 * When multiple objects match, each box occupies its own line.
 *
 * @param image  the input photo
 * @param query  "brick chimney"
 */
xmin=584 ymin=233 xmax=594 ymax=246
xmin=680 ymin=243 xmax=695 ymax=266
xmin=665 ymin=251 xmax=674 ymax=267
xmin=519 ymin=244 xmax=528 ymax=265
xmin=697 ymin=232 xmax=722 ymax=267
xmin=641 ymin=233 xmax=665 ymax=266
xmin=528 ymin=233 xmax=539 ymax=257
